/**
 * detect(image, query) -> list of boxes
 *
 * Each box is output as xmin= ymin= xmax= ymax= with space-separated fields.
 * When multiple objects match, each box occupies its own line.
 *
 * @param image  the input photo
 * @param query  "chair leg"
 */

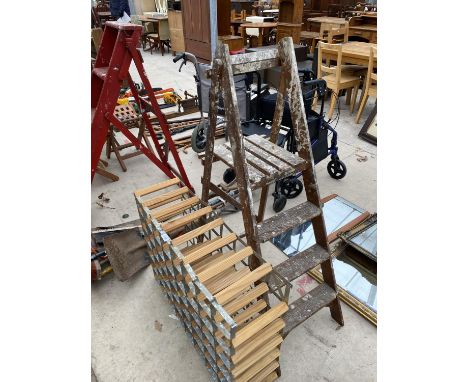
xmin=350 ymin=84 xmax=359 ymax=113
xmin=327 ymin=90 xmax=338 ymax=120
xmin=345 ymin=88 xmax=352 ymax=105
xmin=355 ymin=93 xmax=369 ymax=124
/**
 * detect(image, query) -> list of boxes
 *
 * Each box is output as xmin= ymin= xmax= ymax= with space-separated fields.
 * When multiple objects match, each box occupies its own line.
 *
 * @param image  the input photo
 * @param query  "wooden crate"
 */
xmin=134 ymin=178 xmax=288 ymax=382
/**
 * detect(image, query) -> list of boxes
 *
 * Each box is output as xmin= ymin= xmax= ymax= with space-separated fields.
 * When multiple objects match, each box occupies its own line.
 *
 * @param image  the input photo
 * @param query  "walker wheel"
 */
xmin=279 ymin=177 xmax=303 ymax=199
xmin=273 ymin=195 xmax=287 ymax=213
xmin=223 ymin=168 xmax=236 ymax=184
xmin=191 ymin=120 xmax=208 ymax=153
xmin=327 ymin=159 xmax=347 ymax=179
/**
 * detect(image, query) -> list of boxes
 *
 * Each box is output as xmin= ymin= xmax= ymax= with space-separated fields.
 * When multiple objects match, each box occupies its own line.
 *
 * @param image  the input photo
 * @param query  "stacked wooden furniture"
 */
xmin=135 ymin=178 xmax=289 ymax=382
xmin=348 ymin=13 xmax=377 ymax=43
xmin=276 ymin=0 xmax=303 ymax=43
xmin=202 ymin=38 xmax=344 ymax=336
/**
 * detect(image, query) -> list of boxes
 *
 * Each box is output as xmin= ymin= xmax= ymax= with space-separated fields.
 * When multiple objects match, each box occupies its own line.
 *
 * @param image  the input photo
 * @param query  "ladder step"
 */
xmin=92 ymin=66 xmax=109 ymax=80
xmin=271 ymin=244 xmax=330 ymax=287
xmin=232 ymin=302 xmax=288 ymax=348
xmin=283 ymin=283 xmax=337 ymax=335
xmin=213 ymin=144 xmax=265 ymax=186
xmin=256 ymin=201 xmax=321 ymax=243
xmin=245 ymin=134 xmax=306 ymax=169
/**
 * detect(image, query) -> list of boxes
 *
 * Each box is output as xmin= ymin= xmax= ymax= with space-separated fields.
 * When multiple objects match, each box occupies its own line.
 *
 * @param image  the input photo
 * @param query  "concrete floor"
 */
xmin=91 ymin=48 xmax=377 ymax=382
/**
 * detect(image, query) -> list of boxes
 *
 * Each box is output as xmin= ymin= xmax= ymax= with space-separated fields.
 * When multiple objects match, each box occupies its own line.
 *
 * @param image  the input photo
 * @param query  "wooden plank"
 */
xmin=283 ymin=283 xmax=337 ymax=335
xmin=232 ymin=58 xmax=280 ymax=75
xmin=197 ymin=246 xmax=253 ymax=283
xmin=234 ymin=299 xmax=267 ymax=325
xmin=171 ymin=218 xmax=223 ymax=247
xmin=220 ymin=283 xmax=269 ymax=320
xmin=271 ymin=243 xmax=329 ymax=286
xmin=232 ymin=303 xmax=288 ymax=348
xmin=183 ymin=232 xmax=238 ymax=265
xmin=151 ymin=196 xmax=200 ymax=221
xmin=207 ymin=268 xmax=250 ymax=296
xmin=213 ymin=144 xmax=265 ymax=186
xmin=142 ymin=186 xmax=189 ymax=208
xmin=243 ymin=140 xmax=291 ymax=172
xmin=232 ymin=318 xmax=285 ymax=364
xmin=250 ymin=369 xmax=278 ymax=382
xmin=214 ymin=263 xmax=272 ymax=305
xmin=223 ymin=142 xmax=278 ymax=177
xmin=256 ymin=201 xmax=321 ymax=243
xmin=232 ymin=334 xmax=283 ymax=377
xmin=161 ymin=206 xmax=212 ymax=233
xmin=245 ymin=134 xmax=306 ymax=168
xmin=192 ymin=251 xmax=232 ymax=273
xmin=235 ymin=350 xmax=280 ymax=382
xmin=134 ymin=177 xmax=181 ymax=197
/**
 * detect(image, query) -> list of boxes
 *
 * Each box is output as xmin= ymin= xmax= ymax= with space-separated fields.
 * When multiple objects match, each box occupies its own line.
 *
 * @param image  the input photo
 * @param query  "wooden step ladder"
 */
xmin=201 ymin=37 xmax=344 ymax=336
xmin=91 ymin=22 xmax=192 ymax=190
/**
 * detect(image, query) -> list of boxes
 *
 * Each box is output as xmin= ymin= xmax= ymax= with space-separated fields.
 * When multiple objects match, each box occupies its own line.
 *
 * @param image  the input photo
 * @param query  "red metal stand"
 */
xmin=91 ymin=22 xmax=193 ymax=190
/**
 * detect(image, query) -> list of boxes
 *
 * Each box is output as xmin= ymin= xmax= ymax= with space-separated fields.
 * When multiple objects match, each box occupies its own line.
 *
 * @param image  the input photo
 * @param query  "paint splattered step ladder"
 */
xmin=134 ymin=178 xmax=289 ymax=382
xmin=201 ymin=36 xmax=344 ymax=335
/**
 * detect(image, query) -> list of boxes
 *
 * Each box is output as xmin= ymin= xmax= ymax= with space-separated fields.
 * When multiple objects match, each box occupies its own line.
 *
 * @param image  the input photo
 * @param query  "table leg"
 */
xmin=258 ymin=28 xmax=263 ymax=46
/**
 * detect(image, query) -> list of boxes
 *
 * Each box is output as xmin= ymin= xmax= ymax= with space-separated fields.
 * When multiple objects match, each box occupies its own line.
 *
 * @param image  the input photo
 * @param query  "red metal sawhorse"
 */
xmin=91 ymin=21 xmax=193 ymax=191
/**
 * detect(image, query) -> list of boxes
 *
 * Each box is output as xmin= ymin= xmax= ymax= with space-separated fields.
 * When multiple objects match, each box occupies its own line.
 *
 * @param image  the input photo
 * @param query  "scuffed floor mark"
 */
xmin=296 ymin=274 xmax=314 ymax=297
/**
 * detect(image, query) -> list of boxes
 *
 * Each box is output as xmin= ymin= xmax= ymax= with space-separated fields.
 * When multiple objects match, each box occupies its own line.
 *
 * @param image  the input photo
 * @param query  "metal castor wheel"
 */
xmin=273 ymin=194 xmax=287 ymax=213
xmin=223 ymin=168 xmax=236 ymax=184
xmin=279 ymin=176 xmax=303 ymax=199
xmin=191 ymin=120 xmax=208 ymax=153
xmin=327 ymin=159 xmax=347 ymax=180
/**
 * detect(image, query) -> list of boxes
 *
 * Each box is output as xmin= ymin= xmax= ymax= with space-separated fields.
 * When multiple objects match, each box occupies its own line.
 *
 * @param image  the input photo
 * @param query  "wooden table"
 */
xmin=322 ymin=41 xmax=377 ymax=66
xmin=307 ymin=16 xmax=346 ymax=33
xmin=240 ymin=22 xmax=277 ymax=47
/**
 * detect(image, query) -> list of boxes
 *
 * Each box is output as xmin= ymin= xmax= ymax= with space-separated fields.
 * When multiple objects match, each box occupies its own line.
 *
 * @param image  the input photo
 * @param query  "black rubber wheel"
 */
xmin=279 ymin=177 xmax=303 ymax=199
xmin=273 ymin=195 xmax=287 ymax=213
xmin=191 ymin=120 xmax=208 ymax=153
xmin=327 ymin=159 xmax=347 ymax=179
xmin=223 ymin=168 xmax=236 ymax=184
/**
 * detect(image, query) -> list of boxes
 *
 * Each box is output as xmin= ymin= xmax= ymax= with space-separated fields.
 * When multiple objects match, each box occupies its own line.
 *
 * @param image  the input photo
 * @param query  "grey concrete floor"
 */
xmin=91 ymin=48 xmax=377 ymax=382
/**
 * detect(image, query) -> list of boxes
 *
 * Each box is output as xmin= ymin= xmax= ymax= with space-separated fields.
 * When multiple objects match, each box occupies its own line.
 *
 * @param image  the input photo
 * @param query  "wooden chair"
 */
xmin=147 ymin=20 xmax=171 ymax=56
xmin=355 ymin=46 xmax=377 ymax=124
xmin=317 ymin=42 xmax=362 ymax=120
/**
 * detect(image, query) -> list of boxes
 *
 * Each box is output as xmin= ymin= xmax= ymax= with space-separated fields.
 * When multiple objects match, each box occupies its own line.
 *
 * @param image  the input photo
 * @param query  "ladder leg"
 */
xmin=218 ymin=42 xmax=262 ymax=269
xmin=278 ymin=37 xmax=344 ymax=325
xmin=201 ymin=60 xmax=222 ymax=204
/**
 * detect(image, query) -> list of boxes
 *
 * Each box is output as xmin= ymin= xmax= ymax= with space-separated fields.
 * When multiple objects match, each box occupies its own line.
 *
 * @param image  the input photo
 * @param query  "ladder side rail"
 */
xmin=201 ymin=60 xmax=223 ymax=205
xmin=91 ymin=28 xmax=137 ymax=180
xmin=218 ymin=42 xmax=262 ymax=270
xmin=256 ymin=48 xmax=290 ymax=223
xmin=107 ymin=114 xmax=176 ymax=180
xmin=126 ymin=73 xmax=169 ymax=165
xmin=127 ymin=43 xmax=194 ymax=191
xmin=279 ymin=37 xmax=344 ymax=325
